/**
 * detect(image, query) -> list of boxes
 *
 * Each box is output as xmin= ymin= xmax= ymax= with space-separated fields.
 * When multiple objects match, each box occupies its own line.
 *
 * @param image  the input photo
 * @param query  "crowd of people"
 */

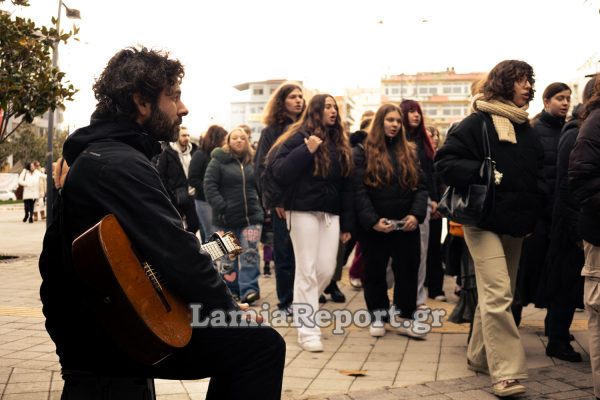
xmin=36 ymin=47 xmax=600 ymax=399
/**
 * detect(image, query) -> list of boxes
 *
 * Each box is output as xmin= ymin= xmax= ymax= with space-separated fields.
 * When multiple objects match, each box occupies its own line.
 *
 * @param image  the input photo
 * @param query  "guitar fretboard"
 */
xmin=201 ymin=241 xmax=225 ymax=261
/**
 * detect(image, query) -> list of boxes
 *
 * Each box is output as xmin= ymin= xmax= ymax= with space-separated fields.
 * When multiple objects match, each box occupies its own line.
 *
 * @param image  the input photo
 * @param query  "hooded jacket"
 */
xmin=38 ymin=115 xmax=236 ymax=373
xmin=157 ymin=141 xmax=198 ymax=201
xmin=204 ymin=147 xmax=263 ymax=229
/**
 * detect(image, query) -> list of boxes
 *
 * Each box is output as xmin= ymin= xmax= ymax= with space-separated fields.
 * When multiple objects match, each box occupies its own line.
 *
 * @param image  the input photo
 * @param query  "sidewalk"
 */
xmin=0 ymin=206 xmax=595 ymax=399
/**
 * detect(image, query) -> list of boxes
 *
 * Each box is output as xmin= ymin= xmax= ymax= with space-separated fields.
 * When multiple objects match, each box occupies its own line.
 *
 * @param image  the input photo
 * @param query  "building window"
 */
xmin=253 ymin=87 xmax=264 ymax=96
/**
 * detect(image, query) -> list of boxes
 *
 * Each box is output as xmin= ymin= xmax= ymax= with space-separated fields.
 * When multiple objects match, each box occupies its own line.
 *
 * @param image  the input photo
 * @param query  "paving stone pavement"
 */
xmin=0 ymin=206 xmax=595 ymax=399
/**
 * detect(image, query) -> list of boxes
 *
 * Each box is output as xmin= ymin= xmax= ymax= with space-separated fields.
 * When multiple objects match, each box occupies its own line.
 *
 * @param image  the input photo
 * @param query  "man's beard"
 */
xmin=143 ymin=107 xmax=181 ymax=142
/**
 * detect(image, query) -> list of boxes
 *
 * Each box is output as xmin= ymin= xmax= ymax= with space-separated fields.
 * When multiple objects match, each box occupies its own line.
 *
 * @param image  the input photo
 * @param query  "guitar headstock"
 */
xmin=219 ymin=232 xmax=243 ymax=259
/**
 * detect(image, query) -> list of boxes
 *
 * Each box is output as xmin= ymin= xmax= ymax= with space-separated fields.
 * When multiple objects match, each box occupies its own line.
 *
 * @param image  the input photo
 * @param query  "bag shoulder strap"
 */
xmin=475 ymin=111 xmax=491 ymax=159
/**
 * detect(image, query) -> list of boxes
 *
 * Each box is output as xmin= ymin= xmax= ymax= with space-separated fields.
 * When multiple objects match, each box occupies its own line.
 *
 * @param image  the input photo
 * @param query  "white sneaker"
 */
xmin=395 ymin=318 xmax=427 ymax=340
xmin=299 ymin=339 xmax=323 ymax=352
xmin=369 ymin=323 xmax=386 ymax=337
xmin=350 ymin=277 xmax=362 ymax=289
xmin=433 ymin=295 xmax=447 ymax=302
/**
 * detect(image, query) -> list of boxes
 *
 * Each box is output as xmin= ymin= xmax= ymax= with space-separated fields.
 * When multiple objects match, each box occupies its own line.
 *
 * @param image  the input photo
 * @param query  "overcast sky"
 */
xmin=4 ymin=0 xmax=600 ymax=136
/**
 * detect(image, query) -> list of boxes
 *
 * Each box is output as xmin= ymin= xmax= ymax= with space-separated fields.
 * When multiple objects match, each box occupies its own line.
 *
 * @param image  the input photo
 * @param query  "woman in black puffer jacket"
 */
xmin=204 ymin=127 xmax=264 ymax=304
xmin=353 ymin=103 xmax=428 ymax=339
xmin=435 ymin=60 xmax=544 ymax=397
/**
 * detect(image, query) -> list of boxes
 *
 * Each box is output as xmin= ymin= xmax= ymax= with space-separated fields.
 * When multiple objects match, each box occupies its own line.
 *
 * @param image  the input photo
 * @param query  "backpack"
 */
xmin=260 ymin=151 xmax=286 ymax=210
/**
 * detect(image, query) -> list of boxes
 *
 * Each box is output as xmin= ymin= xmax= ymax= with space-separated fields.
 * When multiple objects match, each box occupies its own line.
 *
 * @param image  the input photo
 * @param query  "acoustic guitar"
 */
xmin=71 ymin=214 xmax=242 ymax=365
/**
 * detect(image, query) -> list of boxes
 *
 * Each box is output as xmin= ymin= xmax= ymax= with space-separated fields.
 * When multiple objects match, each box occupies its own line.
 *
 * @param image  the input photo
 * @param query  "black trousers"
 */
xmin=361 ymin=229 xmax=420 ymax=319
xmin=272 ymin=210 xmax=295 ymax=308
xmin=146 ymin=325 xmax=285 ymax=400
xmin=425 ymin=217 xmax=444 ymax=297
xmin=24 ymin=199 xmax=35 ymax=219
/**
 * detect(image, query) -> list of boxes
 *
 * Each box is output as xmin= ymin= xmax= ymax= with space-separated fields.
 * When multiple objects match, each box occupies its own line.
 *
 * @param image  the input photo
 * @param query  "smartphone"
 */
xmin=385 ymin=219 xmax=405 ymax=230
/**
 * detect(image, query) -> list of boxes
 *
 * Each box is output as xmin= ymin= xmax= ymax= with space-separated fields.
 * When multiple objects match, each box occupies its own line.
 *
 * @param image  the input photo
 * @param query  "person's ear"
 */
xmin=133 ymin=93 xmax=152 ymax=121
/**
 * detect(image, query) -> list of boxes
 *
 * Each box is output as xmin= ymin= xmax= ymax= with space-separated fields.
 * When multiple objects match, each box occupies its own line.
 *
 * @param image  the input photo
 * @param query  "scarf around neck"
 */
xmin=472 ymin=94 xmax=529 ymax=143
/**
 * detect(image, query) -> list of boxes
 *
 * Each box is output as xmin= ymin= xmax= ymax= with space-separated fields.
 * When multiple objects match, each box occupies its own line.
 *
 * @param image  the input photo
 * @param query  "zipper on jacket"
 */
xmin=239 ymin=161 xmax=251 ymax=226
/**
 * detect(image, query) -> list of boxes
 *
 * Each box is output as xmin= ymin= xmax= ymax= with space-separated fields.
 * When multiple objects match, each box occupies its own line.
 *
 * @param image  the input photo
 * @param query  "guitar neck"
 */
xmin=201 ymin=240 xmax=226 ymax=261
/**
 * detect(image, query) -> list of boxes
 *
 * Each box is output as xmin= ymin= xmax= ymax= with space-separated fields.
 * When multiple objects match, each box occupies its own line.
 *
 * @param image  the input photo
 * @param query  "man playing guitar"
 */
xmin=38 ymin=46 xmax=285 ymax=400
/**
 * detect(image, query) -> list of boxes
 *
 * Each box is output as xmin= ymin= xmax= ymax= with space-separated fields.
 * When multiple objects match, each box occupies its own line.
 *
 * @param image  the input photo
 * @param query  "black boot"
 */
xmin=23 ymin=214 xmax=28 ymax=223
xmin=546 ymin=342 xmax=582 ymax=362
xmin=263 ymin=261 xmax=271 ymax=276
xmin=319 ymin=294 xmax=326 ymax=304
xmin=324 ymin=280 xmax=346 ymax=303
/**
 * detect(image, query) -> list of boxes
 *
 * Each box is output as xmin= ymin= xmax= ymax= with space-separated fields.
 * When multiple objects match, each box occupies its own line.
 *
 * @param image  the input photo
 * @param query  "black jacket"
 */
xmin=435 ymin=111 xmax=545 ymax=237
xmin=531 ymin=110 xmax=566 ymax=221
xmin=157 ymin=142 xmax=197 ymax=200
xmin=353 ymin=139 xmax=428 ymax=232
xmin=569 ymin=108 xmax=600 ymax=246
xmin=540 ymin=114 xmax=584 ymax=307
xmin=204 ymin=147 xmax=263 ymax=229
xmin=188 ymin=149 xmax=210 ymax=201
xmin=254 ymin=120 xmax=292 ymax=197
xmin=38 ymin=116 xmax=236 ymax=373
xmin=271 ymin=132 xmax=354 ymax=232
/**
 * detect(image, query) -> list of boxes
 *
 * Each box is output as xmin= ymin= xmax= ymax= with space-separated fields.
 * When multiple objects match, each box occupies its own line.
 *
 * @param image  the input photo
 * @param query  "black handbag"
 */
xmin=438 ymin=115 xmax=495 ymax=225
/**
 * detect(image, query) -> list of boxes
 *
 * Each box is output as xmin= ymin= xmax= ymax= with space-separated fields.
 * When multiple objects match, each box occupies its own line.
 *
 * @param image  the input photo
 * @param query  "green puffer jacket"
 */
xmin=204 ymin=147 xmax=264 ymax=229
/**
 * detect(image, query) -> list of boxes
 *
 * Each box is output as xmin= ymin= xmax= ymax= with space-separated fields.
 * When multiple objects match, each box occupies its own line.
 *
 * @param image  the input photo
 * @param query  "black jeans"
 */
xmin=23 ymin=199 xmax=35 ymax=220
xmin=272 ymin=210 xmax=295 ymax=308
xmin=361 ymin=229 xmax=420 ymax=320
xmin=426 ymin=217 xmax=444 ymax=297
xmin=547 ymin=302 xmax=576 ymax=345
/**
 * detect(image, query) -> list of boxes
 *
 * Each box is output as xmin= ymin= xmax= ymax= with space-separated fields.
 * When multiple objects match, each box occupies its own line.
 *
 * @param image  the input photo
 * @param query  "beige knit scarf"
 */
xmin=471 ymin=94 xmax=529 ymax=143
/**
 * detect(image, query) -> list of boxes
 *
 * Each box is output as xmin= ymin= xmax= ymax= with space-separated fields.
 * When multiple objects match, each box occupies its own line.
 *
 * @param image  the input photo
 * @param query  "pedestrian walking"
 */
xmin=435 ymin=59 xmax=545 ymax=397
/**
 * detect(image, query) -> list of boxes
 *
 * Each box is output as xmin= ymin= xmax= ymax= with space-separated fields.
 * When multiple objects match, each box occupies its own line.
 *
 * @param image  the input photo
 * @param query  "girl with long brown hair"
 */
xmin=269 ymin=94 xmax=353 ymax=352
xmin=353 ymin=103 xmax=428 ymax=338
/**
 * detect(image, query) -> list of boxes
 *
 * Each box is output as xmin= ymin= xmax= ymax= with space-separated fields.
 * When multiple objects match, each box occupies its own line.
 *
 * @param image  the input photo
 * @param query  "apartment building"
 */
xmin=381 ymin=68 xmax=486 ymax=133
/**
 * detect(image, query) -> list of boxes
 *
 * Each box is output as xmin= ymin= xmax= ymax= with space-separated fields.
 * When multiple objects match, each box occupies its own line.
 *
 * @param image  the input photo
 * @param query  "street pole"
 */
xmin=46 ymin=0 xmax=62 ymax=228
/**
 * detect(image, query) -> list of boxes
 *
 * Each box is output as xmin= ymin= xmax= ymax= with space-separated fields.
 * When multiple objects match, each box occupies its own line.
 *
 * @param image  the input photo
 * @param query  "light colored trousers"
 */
xmin=583 ymin=241 xmax=600 ymax=398
xmin=416 ymin=199 xmax=431 ymax=305
xmin=463 ymin=225 xmax=527 ymax=383
xmin=288 ymin=211 xmax=340 ymax=344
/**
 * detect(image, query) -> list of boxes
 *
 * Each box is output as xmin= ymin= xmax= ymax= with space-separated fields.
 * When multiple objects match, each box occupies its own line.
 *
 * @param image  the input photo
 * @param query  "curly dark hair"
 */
xmin=483 ymin=60 xmax=535 ymax=103
xmin=262 ymin=83 xmax=305 ymax=127
xmin=583 ymin=76 xmax=600 ymax=120
xmin=92 ymin=47 xmax=185 ymax=120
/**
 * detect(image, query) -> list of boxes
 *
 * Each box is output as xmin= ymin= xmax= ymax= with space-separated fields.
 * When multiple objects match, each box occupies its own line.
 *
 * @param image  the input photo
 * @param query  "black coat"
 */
xmin=435 ymin=111 xmax=545 ymax=237
xmin=254 ymin=120 xmax=292 ymax=197
xmin=352 ymin=140 xmax=428 ymax=232
xmin=407 ymin=129 xmax=440 ymax=202
xmin=188 ymin=149 xmax=210 ymax=201
xmin=39 ymin=117 xmax=236 ymax=373
xmin=569 ymin=108 xmax=600 ymax=246
xmin=531 ymin=110 xmax=566 ymax=222
xmin=157 ymin=143 xmax=197 ymax=201
xmin=271 ymin=132 xmax=354 ymax=232
xmin=539 ymin=116 xmax=584 ymax=307
xmin=204 ymin=147 xmax=263 ymax=229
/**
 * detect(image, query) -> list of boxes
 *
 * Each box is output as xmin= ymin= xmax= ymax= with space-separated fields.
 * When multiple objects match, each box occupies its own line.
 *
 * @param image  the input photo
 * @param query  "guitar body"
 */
xmin=72 ymin=214 xmax=191 ymax=365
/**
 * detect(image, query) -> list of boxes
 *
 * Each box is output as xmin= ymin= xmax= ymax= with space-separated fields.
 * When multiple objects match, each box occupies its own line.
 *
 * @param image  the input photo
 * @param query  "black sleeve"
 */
xmin=203 ymin=159 xmax=227 ymax=215
xmin=188 ymin=151 xmax=205 ymax=193
xmin=569 ymin=113 xmax=600 ymax=211
xmin=254 ymin=127 xmax=276 ymax=194
xmin=340 ymin=174 xmax=355 ymax=234
xmin=352 ymin=147 xmax=380 ymax=231
xmin=271 ymin=134 xmax=314 ymax=185
xmin=100 ymin=158 xmax=237 ymax=312
xmin=434 ymin=113 xmax=484 ymax=188
xmin=556 ymin=130 xmax=581 ymax=242
xmin=410 ymin=167 xmax=429 ymax=223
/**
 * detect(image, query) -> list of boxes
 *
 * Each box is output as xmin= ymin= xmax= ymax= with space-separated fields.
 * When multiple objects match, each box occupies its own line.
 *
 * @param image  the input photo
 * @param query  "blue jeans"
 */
xmin=272 ymin=210 xmax=295 ymax=309
xmin=194 ymin=199 xmax=214 ymax=242
xmin=219 ymin=224 xmax=262 ymax=298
